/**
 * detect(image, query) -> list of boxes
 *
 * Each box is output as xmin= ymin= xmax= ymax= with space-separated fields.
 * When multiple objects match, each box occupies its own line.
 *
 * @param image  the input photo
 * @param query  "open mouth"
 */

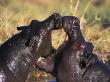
xmin=51 ymin=29 xmax=67 ymax=49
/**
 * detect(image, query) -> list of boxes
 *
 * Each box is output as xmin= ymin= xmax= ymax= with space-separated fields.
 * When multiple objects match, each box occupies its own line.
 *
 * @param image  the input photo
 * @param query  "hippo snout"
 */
xmin=51 ymin=13 xmax=62 ymax=30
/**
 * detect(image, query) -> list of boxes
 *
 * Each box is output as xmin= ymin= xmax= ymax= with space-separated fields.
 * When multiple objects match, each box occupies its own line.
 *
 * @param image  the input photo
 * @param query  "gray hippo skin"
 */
xmin=0 ymin=13 xmax=62 ymax=82
xmin=36 ymin=16 xmax=110 ymax=82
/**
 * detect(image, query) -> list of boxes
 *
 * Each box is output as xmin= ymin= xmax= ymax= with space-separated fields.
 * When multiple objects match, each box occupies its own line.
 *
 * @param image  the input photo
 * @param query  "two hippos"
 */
xmin=0 ymin=13 xmax=110 ymax=82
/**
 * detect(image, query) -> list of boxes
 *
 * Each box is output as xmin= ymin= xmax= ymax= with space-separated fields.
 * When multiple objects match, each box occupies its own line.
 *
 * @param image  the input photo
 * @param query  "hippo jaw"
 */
xmin=42 ymin=13 xmax=63 ymax=31
xmin=17 ymin=13 xmax=63 ymax=59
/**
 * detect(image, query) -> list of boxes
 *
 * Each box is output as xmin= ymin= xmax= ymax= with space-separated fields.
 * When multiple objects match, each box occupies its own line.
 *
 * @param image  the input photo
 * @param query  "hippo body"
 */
xmin=0 ymin=13 xmax=62 ymax=82
xmin=36 ymin=16 xmax=110 ymax=82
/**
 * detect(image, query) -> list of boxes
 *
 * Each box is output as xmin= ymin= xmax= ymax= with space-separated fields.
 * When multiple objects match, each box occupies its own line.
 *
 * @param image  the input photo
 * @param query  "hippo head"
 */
xmin=17 ymin=13 xmax=62 ymax=58
xmin=62 ymin=16 xmax=83 ymax=42
xmin=41 ymin=13 xmax=62 ymax=31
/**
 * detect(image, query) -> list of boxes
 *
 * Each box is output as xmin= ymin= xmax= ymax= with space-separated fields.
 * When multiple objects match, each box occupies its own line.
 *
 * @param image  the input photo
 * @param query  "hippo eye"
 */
xmin=79 ymin=60 xmax=86 ymax=69
xmin=25 ymin=38 xmax=31 ymax=47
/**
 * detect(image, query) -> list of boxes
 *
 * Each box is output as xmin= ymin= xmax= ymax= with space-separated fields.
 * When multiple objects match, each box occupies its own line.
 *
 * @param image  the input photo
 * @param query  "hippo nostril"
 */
xmin=53 ymin=13 xmax=61 ymax=20
xmin=55 ymin=18 xmax=62 ymax=29
xmin=53 ymin=14 xmax=62 ymax=30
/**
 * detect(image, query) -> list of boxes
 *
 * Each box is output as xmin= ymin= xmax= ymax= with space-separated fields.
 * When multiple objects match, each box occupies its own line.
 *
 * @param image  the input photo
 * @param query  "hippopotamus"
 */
xmin=36 ymin=16 xmax=110 ymax=82
xmin=0 ymin=13 xmax=62 ymax=82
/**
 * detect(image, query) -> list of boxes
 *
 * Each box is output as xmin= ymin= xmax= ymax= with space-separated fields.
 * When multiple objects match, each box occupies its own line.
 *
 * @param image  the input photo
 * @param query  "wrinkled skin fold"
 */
xmin=36 ymin=16 xmax=110 ymax=82
xmin=0 ymin=13 xmax=62 ymax=82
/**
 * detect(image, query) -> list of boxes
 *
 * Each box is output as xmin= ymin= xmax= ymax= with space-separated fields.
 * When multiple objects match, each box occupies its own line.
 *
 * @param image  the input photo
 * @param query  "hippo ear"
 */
xmin=17 ymin=26 xmax=27 ymax=31
xmin=30 ymin=20 xmax=39 ymax=26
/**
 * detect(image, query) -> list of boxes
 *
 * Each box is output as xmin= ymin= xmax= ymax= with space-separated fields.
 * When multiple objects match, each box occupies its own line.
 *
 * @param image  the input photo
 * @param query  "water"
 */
xmin=48 ymin=80 xmax=56 ymax=82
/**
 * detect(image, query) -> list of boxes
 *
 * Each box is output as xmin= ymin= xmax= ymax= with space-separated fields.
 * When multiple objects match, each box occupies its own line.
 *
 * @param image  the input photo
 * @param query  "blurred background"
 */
xmin=0 ymin=0 xmax=110 ymax=82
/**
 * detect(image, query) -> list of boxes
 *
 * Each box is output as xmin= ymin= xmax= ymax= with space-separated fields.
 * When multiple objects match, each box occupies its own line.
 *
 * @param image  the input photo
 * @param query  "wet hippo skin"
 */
xmin=0 ymin=13 xmax=62 ymax=82
xmin=36 ymin=16 xmax=110 ymax=82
